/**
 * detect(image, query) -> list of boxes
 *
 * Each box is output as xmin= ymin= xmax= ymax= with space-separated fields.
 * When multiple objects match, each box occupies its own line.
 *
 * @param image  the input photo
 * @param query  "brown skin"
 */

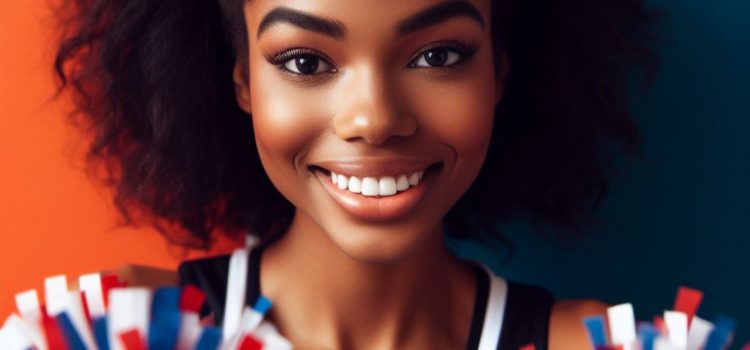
xmin=115 ymin=264 xmax=606 ymax=348
xmin=124 ymin=1 xmax=608 ymax=349
xmin=109 ymin=264 xmax=179 ymax=288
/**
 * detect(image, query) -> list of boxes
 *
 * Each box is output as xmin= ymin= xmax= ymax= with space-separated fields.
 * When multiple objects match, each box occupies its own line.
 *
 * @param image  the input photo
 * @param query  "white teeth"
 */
xmin=327 ymin=169 xmax=428 ymax=197
xmin=379 ymin=176 xmax=397 ymax=196
xmin=396 ymin=175 xmax=409 ymax=191
xmin=361 ymin=177 xmax=379 ymax=196
xmin=347 ymin=176 xmax=362 ymax=193
xmin=408 ymin=172 xmax=420 ymax=186
xmin=337 ymin=174 xmax=348 ymax=190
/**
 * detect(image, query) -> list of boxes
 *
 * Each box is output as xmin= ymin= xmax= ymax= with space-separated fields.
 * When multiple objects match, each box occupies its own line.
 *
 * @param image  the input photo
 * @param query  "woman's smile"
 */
xmin=308 ymin=158 xmax=444 ymax=221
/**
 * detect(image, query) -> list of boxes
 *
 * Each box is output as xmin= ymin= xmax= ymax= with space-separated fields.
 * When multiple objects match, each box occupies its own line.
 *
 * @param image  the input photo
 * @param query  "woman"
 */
xmin=54 ymin=0 xmax=658 ymax=348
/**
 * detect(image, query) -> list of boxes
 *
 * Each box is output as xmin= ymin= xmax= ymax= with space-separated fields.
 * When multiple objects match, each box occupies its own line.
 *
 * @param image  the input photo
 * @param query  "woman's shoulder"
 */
xmin=495 ymin=279 xmax=607 ymax=349
xmin=103 ymin=264 xmax=179 ymax=289
xmin=549 ymin=298 xmax=609 ymax=349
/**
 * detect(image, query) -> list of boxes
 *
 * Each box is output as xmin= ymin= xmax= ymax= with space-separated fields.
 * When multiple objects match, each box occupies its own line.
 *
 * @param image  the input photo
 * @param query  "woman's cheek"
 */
xmin=415 ymin=76 xmax=495 ymax=159
xmin=249 ymin=72 xmax=328 ymax=193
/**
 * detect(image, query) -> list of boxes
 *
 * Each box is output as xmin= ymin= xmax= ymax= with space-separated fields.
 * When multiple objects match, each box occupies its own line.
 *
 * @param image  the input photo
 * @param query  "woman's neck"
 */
xmin=259 ymin=212 xmax=477 ymax=349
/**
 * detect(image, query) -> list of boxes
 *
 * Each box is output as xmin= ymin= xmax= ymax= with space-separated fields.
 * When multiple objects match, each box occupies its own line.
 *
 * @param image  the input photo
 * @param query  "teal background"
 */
xmin=453 ymin=0 xmax=750 ymax=347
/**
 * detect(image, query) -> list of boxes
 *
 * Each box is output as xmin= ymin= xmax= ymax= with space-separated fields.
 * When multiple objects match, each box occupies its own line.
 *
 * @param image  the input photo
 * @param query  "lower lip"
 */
xmin=312 ymin=168 xmax=438 ymax=222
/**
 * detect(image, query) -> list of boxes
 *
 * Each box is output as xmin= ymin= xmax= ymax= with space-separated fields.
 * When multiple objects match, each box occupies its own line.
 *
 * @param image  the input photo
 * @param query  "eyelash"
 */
xmin=264 ymin=41 xmax=479 ymax=78
xmin=406 ymin=41 xmax=478 ymax=69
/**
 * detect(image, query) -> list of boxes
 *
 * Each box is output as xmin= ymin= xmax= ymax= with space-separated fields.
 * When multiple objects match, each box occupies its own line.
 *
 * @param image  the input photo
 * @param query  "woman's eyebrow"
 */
xmin=396 ymin=1 xmax=485 ymax=36
xmin=257 ymin=7 xmax=345 ymax=40
xmin=256 ymin=1 xmax=485 ymax=41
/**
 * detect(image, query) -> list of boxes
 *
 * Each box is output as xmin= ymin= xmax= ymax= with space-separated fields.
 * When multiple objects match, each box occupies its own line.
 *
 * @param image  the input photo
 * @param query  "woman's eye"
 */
xmin=409 ymin=48 xmax=464 ymax=68
xmin=280 ymin=54 xmax=334 ymax=75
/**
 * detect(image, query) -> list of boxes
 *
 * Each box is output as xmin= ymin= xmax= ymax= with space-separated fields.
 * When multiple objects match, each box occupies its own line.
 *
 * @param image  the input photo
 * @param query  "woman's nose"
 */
xmin=333 ymin=68 xmax=417 ymax=146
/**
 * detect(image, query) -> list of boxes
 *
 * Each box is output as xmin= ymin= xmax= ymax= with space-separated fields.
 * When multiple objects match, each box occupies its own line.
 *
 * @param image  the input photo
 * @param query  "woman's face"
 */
xmin=234 ymin=0 xmax=504 ymax=262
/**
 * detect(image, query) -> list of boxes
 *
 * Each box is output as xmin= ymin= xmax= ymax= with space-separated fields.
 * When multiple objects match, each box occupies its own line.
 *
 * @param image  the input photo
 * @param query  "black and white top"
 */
xmin=178 ymin=245 xmax=554 ymax=350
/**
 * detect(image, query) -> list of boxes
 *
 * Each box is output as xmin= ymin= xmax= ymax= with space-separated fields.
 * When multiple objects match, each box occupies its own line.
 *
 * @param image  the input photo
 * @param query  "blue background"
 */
xmin=453 ymin=0 xmax=750 ymax=346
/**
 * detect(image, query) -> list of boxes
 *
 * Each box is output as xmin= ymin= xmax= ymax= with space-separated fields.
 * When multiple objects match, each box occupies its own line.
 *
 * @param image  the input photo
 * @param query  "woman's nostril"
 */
xmin=333 ymin=111 xmax=417 ymax=146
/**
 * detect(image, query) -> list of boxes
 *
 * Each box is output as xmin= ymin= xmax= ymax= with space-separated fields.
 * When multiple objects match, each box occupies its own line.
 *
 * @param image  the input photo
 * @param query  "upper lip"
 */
xmin=309 ymin=158 xmax=440 ymax=178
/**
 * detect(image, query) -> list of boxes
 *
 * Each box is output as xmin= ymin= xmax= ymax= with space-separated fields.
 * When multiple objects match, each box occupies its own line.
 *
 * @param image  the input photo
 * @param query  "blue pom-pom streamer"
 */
xmin=584 ymin=316 xmax=608 ymax=347
xmin=253 ymin=295 xmax=273 ymax=315
xmin=637 ymin=323 xmax=659 ymax=350
xmin=92 ymin=316 xmax=110 ymax=350
xmin=704 ymin=316 xmax=735 ymax=350
xmin=56 ymin=312 xmax=87 ymax=350
xmin=195 ymin=327 xmax=222 ymax=350
xmin=151 ymin=287 xmax=181 ymax=314
xmin=147 ymin=287 xmax=182 ymax=349
xmin=148 ymin=309 xmax=180 ymax=350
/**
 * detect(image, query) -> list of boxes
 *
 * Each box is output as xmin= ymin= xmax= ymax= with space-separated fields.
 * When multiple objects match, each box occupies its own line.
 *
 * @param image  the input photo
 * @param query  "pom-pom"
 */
xmin=580 ymin=286 xmax=743 ymax=350
xmin=0 ymin=272 xmax=290 ymax=350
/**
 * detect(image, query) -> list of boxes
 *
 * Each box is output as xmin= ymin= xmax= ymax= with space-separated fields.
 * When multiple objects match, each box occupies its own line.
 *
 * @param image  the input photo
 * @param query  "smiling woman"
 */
xmin=53 ymin=0 xmax=658 ymax=348
xmin=238 ymin=0 xmax=500 ymax=266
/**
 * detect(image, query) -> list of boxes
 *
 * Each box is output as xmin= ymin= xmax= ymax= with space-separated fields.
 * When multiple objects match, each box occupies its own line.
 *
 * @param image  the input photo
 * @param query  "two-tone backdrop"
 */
xmin=1 ymin=0 xmax=747 ymax=346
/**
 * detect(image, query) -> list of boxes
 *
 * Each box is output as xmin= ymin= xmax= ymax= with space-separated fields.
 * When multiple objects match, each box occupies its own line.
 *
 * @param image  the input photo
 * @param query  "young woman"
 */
xmin=54 ymin=0 xmax=658 ymax=348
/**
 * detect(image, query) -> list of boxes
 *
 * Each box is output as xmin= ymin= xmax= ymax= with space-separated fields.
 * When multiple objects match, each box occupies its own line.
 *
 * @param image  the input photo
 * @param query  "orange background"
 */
xmin=0 ymin=2 xmax=239 ymax=318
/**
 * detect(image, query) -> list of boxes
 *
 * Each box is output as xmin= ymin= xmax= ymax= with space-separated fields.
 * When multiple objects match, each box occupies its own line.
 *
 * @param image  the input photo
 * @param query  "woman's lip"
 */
xmin=312 ymin=166 xmax=438 ymax=222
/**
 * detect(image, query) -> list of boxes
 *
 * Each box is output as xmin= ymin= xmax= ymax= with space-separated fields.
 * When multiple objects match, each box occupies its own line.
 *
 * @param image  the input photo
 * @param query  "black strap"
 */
xmin=497 ymin=282 xmax=554 ymax=350
xmin=465 ymin=266 xmax=489 ymax=349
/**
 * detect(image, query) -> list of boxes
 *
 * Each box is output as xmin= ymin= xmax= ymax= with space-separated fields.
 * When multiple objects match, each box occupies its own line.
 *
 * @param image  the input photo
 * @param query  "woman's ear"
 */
xmin=495 ymin=52 xmax=510 ymax=105
xmin=233 ymin=63 xmax=252 ymax=114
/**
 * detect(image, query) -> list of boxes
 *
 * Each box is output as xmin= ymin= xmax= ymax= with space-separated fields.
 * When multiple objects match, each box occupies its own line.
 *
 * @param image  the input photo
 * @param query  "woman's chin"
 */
xmin=325 ymin=226 xmax=435 ymax=265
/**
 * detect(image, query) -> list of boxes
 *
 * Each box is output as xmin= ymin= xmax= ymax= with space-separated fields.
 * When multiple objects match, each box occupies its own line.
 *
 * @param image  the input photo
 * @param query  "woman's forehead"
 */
xmin=245 ymin=0 xmax=492 ymax=39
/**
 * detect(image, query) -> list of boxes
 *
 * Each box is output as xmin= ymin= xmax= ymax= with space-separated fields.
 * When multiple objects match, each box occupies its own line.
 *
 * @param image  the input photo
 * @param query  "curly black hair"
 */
xmin=53 ymin=0 xmax=659 ymax=249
